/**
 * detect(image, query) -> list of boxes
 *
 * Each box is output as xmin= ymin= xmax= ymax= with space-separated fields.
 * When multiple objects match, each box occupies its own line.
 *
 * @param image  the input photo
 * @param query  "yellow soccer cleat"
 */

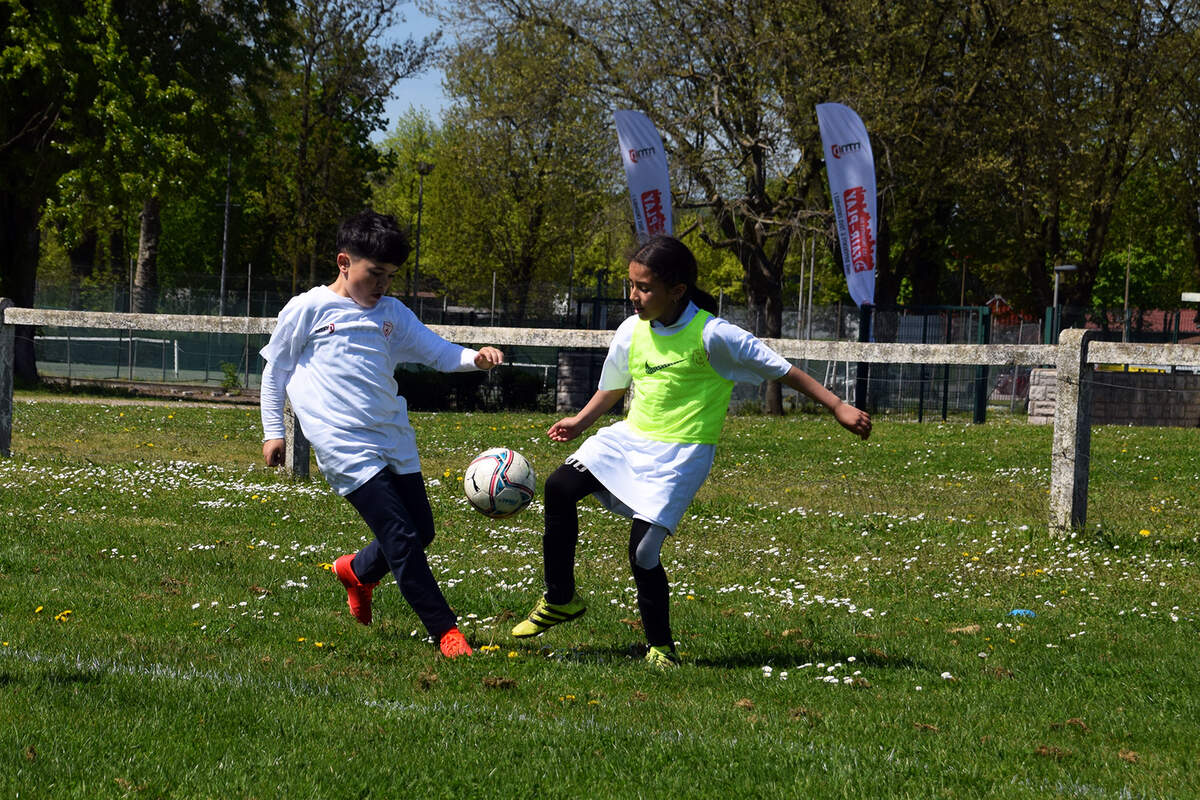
xmin=510 ymin=593 xmax=587 ymax=638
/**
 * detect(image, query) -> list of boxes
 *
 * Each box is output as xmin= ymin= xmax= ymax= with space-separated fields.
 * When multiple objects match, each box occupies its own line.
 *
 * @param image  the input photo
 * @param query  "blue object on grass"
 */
xmin=1008 ymin=609 xmax=1035 ymax=617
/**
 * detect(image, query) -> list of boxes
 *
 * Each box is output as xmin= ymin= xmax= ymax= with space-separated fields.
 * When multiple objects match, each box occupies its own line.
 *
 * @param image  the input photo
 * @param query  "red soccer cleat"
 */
xmin=332 ymin=554 xmax=377 ymax=625
xmin=439 ymin=627 xmax=473 ymax=658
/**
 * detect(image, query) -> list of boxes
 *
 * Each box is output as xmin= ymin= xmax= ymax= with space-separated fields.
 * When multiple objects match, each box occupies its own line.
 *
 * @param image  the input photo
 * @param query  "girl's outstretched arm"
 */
xmin=780 ymin=366 xmax=872 ymax=440
xmin=547 ymin=388 xmax=627 ymax=442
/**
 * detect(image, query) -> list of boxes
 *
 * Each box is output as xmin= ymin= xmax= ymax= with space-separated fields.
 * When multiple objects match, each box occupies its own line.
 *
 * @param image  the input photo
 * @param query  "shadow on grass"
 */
xmin=505 ymin=640 xmax=927 ymax=672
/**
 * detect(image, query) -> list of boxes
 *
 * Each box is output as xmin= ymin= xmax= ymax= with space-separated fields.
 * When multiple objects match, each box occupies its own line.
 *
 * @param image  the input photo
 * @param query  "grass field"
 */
xmin=2 ymin=394 xmax=1198 ymax=798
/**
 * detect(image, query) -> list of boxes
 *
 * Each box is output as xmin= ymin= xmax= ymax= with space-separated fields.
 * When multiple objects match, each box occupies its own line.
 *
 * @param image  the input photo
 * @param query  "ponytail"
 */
xmin=688 ymin=287 xmax=720 ymax=315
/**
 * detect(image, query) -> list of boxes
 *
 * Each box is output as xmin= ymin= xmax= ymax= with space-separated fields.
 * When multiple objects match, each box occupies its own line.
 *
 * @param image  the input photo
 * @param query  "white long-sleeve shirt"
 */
xmin=260 ymin=286 xmax=479 ymax=495
xmin=568 ymin=303 xmax=792 ymax=532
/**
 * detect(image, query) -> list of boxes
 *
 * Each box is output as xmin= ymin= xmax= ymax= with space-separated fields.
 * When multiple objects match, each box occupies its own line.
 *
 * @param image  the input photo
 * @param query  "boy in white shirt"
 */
xmin=260 ymin=210 xmax=503 ymax=658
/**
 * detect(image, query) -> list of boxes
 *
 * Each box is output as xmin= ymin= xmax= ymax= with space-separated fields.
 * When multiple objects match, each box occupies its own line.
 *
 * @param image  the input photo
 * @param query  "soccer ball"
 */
xmin=463 ymin=447 xmax=536 ymax=519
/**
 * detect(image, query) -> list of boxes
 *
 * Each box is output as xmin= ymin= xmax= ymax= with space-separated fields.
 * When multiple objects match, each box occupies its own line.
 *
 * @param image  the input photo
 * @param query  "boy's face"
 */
xmin=332 ymin=253 xmax=398 ymax=308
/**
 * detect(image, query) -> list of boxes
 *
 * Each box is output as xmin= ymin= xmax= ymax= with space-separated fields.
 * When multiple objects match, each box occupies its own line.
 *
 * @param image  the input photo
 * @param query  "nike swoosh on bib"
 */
xmin=644 ymin=358 xmax=685 ymax=374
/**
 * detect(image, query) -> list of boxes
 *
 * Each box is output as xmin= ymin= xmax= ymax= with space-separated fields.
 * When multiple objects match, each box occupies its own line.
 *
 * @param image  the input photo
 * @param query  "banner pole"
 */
xmin=855 ymin=304 xmax=872 ymax=411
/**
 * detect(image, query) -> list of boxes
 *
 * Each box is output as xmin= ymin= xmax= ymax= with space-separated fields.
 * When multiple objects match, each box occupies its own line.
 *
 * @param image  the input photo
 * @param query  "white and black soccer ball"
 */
xmin=463 ymin=447 xmax=536 ymax=519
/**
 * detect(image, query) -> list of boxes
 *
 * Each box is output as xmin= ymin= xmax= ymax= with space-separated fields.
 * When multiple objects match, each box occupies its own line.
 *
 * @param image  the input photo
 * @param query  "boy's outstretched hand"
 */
xmin=263 ymin=438 xmax=286 ymax=467
xmin=835 ymin=403 xmax=872 ymax=440
xmin=475 ymin=346 xmax=504 ymax=370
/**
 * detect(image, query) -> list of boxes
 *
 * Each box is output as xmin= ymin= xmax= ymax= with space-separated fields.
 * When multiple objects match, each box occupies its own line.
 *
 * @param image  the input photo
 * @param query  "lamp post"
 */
xmin=1052 ymin=263 xmax=1077 ymax=343
xmin=412 ymin=161 xmax=434 ymax=312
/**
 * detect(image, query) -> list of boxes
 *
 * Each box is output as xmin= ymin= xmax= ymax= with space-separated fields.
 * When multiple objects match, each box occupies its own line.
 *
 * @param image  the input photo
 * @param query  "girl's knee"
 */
xmin=629 ymin=523 xmax=668 ymax=570
xmin=545 ymin=462 xmax=590 ymax=506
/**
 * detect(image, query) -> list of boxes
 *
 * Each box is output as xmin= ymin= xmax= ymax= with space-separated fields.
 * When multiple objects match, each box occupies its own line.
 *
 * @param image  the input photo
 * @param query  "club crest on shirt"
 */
xmin=381 ymin=321 xmax=394 ymax=339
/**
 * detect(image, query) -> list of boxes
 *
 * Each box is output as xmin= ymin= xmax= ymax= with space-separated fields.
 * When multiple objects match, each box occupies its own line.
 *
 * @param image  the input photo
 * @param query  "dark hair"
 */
xmin=630 ymin=235 xmax=719 ymax=315
xmin=336 ymin=210 xmax=412 ymax=266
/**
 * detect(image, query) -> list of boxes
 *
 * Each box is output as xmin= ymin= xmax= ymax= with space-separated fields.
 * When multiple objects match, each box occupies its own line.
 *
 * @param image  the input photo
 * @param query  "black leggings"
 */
xmin=543 ymin=462 xmax=673 ymax=648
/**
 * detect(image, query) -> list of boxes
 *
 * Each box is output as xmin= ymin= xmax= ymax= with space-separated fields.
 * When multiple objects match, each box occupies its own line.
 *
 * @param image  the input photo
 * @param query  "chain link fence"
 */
xmin=27 ymin=277 xmax=1198 ymax=421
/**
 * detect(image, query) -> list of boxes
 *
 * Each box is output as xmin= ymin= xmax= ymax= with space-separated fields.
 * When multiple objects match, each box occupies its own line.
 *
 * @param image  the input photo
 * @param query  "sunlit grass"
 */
xmin=2 ymin=395 xmax=1197 ymax=797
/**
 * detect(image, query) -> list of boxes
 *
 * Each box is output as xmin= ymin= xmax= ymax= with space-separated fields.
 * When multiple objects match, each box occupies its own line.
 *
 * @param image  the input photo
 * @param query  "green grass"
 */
xmin=2 ymin=394 xmax=1198 ymax=798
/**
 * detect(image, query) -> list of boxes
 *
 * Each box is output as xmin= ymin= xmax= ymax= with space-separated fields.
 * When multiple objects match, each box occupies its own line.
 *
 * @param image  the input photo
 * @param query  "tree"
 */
xmin=258 ymin=0 xmax=439 ymax=294
xmin=410 ymin=3 xmax=614 ymax=320
xmin=38 ymin=0 xmax=291 ymax=314
xmin=462 ymin=0 xmax=846 ymax=409
xmin=1 ymin=1 xmax=92 ymax=380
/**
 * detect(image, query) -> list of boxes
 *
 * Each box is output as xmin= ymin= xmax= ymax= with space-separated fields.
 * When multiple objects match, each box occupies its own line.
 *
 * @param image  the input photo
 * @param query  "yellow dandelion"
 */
xmin=297 ymin=637 xmax=306 ymax=642
xmin=315 ymin=642 xmax=324 ymax=648
xmin=1139 ymin=529 xmax=1151 ymax=536
xmin=34 ymin=606 xmax=43 ymax=614
xmin=507 ymin=651 xmax=519 ymax=658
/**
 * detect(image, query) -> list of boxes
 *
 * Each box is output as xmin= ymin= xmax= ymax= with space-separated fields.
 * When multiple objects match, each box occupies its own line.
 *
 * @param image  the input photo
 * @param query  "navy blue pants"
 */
xmin=344 ymin=469 xmax=456 ymax=638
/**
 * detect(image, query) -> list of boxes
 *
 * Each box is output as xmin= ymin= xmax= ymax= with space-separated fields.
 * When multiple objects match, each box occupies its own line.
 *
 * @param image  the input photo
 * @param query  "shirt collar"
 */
xmin=650 ymin=301 xmax=699 ymax=332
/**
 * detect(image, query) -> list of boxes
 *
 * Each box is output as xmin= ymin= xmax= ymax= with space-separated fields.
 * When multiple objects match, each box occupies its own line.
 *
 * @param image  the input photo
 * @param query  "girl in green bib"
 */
xmin=512 ymin=236 xmax=872 ymax=666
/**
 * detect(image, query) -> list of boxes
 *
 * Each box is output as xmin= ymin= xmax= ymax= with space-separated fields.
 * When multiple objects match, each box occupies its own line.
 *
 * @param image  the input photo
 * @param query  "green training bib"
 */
xmin=626 ymin=310 xmax=734 ymax=444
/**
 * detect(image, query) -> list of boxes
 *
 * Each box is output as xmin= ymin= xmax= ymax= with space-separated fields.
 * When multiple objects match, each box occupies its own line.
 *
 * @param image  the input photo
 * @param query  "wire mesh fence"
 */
xmin=25 ymin=278 xmax=1199 ymax=424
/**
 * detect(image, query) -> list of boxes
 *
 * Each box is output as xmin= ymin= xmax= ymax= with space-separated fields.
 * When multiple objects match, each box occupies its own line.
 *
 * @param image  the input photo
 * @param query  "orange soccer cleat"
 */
xmin=439 ymin=627 xmax=473 ymax=658
xmin=332 ymin=554 xmax=378 ymax=625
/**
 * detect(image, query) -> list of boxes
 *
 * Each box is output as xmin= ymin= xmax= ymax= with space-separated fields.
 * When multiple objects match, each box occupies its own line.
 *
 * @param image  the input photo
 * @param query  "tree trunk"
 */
xmin=0 ymin=190 xmax=41 ymax=383
xmin=68 ymin=230 xmax=98 ymax=311
xmin=133 ymin=195 xmax=161 ymax=314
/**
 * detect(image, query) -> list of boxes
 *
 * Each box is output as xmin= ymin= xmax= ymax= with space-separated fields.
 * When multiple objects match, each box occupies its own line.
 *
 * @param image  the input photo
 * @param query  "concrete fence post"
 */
xmin=0 ymin=298 xmax=13 ymax=457
xmin=284 ymin=401 xmax=310 ymax=480
xmin=1049 ymin=328 xmax=1098 ymax=533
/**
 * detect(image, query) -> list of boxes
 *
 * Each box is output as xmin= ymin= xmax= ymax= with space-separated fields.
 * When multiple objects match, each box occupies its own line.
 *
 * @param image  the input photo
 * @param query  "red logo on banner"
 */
xmin=640 ymin=189 xmax=667 ymax=235
xmin=843 ymin=186 xmax=875 ymax=273
xmin=831 ymin=141 xmax=863 ymax=159
xmin=628 ymin=146 xmax=656 ymax=164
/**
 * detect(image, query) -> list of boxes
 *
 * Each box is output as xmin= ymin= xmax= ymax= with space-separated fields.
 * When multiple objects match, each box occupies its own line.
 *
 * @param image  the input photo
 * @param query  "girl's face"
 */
xmin=332 ymin=253 xmax=398 ymax=308
xmin=628 ymin=260 xmax=687 ymax=324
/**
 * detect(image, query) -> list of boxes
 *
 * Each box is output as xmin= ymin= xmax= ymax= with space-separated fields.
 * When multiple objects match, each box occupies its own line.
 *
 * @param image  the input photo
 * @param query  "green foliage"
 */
xmin=219 ymin=361 xmax=242 ymax=392
xmin=253 ymin=0 xmax=440 ymax=295
xmin=381 ymin=9 xmax=616 ymax=318
xmin=9 ymin=0 xmax=1200 ymax=325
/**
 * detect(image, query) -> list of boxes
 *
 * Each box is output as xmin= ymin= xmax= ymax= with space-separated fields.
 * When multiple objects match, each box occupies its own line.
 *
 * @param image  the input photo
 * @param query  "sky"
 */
xmin=374 ymin=3 xmax=450 ymax=142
